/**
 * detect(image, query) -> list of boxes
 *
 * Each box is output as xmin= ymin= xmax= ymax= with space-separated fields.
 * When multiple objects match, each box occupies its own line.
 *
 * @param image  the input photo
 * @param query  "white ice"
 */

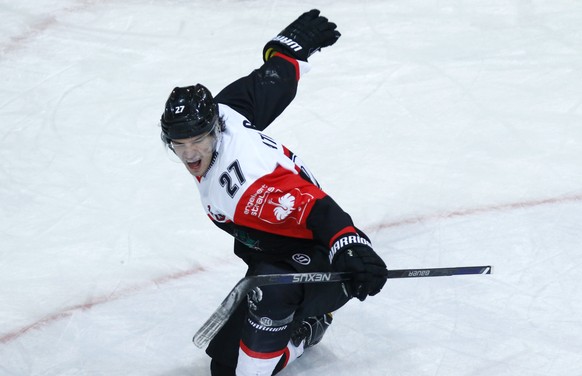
xmin=1 ymin=0 xmax=582 ymax=375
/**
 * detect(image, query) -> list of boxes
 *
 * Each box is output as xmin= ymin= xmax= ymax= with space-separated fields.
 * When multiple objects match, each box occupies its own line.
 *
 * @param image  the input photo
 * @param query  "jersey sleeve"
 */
xmin=214 ymin=53 xmax=310 ymax=131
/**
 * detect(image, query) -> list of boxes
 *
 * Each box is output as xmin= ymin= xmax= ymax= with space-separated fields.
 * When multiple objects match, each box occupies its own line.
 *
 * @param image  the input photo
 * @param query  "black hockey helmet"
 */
xmin=160 ymin=84 xmax=218 ymax=144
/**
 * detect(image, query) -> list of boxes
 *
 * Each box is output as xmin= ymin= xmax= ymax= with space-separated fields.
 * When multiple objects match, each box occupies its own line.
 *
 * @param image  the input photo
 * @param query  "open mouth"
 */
xmin=186 ymin=158 xmax=202 ymax=170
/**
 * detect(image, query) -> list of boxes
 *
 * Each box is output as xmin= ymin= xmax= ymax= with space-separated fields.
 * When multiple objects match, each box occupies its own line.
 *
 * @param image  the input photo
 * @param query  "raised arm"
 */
xmin=214 ymin=9 xmax=340 ymax=131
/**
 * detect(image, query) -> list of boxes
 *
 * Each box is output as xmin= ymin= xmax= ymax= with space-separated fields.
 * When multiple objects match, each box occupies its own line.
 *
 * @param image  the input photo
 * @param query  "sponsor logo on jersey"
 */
xmin=243 ymin=185 xmax=314 ymax=225
xmin=271 ymin=192 xmax=295 ymax=220
xmin=292 ymin=253 xmax=311 ymax=265
xmin=243 ymin=184 xmax=276 ymax=217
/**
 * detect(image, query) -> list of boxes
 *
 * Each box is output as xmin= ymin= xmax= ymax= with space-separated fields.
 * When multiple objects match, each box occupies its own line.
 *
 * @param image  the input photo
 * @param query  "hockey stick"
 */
xmin=192 ymin=265 xmax=491 ymax=348
xmin=192 ymin=272 xmax=349 ymax=348
xmin=387 ymin=265 xmax=492 ymax=278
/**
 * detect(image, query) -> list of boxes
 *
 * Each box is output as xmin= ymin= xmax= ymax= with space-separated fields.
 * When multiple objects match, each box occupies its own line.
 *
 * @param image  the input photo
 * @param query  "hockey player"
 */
xmin=159 ymin=10 xmax=388 ymax=376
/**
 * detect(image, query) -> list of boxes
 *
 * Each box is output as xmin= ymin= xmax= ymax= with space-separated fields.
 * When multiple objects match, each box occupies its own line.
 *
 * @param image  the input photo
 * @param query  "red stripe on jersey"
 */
xmin=329 ymin=226 xmax=358 ymax=248
xmin=272 ymin=52 xmax=300 ymax=81
xmin=282 ymin=145 xmax=301 ymax=173
xmin=240 ymin=340 xmax=286 ymax=359
xmin=234 ymin=166 xmax=326 ymax=239
xmin=282 ymin=145 xmax=292 ymax=158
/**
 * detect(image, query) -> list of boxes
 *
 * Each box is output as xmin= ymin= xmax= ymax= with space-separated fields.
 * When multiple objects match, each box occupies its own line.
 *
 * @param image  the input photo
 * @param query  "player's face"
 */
xmin=171 ymin=131 xmax=216 ymax=177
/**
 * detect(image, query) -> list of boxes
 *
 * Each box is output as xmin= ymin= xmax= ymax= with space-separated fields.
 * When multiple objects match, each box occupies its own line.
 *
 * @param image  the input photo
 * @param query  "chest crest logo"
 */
xmin=271 ymin=193 xmax=295 ymax=220
xmin=244 ymin=185 xmax=313 ymax=225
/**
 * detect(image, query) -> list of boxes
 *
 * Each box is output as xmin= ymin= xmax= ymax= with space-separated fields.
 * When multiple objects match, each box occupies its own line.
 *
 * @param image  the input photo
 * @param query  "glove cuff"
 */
xmin=263 ymin=46 xmax=276 ymax=62
xmin=329 ymin=233 xmax=373 ymax=263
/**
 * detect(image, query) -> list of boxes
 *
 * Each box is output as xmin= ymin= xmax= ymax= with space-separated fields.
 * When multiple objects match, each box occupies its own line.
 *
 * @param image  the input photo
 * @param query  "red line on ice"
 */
xmin=366 ymin=192 xmax=582 ymax=232
xmin=1 ymin=0 xmax=107 ymax=55
xmin=1 ymin=192 xmax=581 ymax=345
xmin=0 ymin=267 xmax=205 ymax=344
xmin=4 ymin=0 xmax=581 ymax=350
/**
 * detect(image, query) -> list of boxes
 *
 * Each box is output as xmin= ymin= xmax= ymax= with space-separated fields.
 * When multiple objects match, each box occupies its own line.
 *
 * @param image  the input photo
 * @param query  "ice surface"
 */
xmin=1 ymin=1 xmax=582 ymax=375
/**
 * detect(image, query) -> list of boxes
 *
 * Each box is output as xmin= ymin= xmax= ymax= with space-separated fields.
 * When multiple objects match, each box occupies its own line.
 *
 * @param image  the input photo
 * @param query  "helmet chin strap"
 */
xmin=213 ymin=125 xmax=222 ymax=151
xmin=201 ymin=126 xmax=223 ymax=178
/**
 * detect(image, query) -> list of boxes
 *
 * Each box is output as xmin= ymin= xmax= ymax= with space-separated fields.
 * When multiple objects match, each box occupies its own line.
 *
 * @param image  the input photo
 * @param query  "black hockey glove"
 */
xmin=331 ymin=239 xmax=388 ymax=301
xmin=263 ymin=9 xmax=341 ymax=62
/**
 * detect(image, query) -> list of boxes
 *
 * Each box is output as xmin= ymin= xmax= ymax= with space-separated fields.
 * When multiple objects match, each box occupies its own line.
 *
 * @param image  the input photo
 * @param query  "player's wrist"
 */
xmin=328 ymin=233 xmax=372 ymax=263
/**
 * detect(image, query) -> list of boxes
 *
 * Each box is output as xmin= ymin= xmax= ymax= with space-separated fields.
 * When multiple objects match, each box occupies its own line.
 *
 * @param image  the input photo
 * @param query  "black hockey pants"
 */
xmin=206 ymin=245 xmax=351 ymax=375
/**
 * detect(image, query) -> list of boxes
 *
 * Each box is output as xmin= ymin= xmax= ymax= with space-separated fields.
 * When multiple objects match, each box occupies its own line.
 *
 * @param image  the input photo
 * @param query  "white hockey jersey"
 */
xmin=197 ymin=103 xmax=325 ymax=241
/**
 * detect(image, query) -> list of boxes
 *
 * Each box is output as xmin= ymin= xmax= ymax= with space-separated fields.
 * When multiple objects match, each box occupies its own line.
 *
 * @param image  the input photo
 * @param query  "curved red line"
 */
xmin=366 ymin=192 xmax=582 ymax=232
xmin=1 ymin=1 xmax=106 ymax=55
xmin=0 ymin=266 xmax=205 ymax=344
xmin=1 ymin=191 xmax=581 ymax=345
